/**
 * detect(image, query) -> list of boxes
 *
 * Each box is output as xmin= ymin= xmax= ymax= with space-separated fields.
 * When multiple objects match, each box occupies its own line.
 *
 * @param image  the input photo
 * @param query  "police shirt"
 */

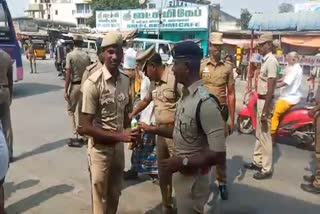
xmin=82 ymin=65 xmax=130 ymax=132
xmin=66 ymin=47 xmax=91 ymax=82
xmin=173 ymin=80 xmax=226 ymax=157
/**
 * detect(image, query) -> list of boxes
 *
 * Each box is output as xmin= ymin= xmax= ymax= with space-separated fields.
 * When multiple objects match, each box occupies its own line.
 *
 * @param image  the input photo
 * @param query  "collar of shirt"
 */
xmin=263 ymin=52 xmax=272 ymax=62
xmin=160 ymin=66 xmax=169 ymax=83
xmin=182 ymin=80 xmax=204 ymax=97
xmin=102 ymin=65 xmax=120 ymax=81
xmin=74 ymin=47 xmax=82 ymax=51
xmin=207 ymin=59 xmax=225 ymax=67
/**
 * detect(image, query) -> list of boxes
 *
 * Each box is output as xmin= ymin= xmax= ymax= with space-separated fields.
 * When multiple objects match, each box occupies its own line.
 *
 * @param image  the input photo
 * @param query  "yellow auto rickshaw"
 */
xmin=31 ymin=40 xmax=46 ymax=60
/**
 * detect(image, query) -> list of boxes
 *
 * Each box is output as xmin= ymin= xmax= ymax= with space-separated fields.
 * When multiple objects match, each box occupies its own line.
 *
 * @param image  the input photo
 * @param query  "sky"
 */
xmin=6 ymin=0 xmax=310 ymax=18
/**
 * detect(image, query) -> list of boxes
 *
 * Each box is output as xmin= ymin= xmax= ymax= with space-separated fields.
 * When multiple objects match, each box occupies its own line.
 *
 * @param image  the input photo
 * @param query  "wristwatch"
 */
xmin=182 ymin=157 xmax=189 ymax=166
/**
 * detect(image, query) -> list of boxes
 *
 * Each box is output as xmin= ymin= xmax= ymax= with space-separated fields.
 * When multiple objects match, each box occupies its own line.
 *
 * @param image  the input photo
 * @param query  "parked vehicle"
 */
xmin=32 ymin=39 xmax=46 ymax=60
xmin=238 ymin=91 xmax=315 ymax=149
xmin=132 ymin=38 xmax=174 ymax=63
xmin=82 ymin=39 xmax=97 ymax=63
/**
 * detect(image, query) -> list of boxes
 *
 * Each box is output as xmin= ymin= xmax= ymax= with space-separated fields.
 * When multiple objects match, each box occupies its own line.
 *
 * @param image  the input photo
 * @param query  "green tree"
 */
xmin=88 ymin=0 xmax=145 ymax=28
xmin=238 ymin=9 xmax=252 ymax=30
xmin=278 ymin=3 xmax=294 ymax=13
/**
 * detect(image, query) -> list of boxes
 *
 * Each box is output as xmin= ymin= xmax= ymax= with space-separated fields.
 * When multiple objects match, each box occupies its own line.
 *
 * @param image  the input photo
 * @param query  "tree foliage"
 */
xmin=278 ymin=3 xmax=294 ymax=13
xmin=88 ymin=0 xmax=145 ymax=28
xmin=238 ymin=9 xmax=252 ymax=30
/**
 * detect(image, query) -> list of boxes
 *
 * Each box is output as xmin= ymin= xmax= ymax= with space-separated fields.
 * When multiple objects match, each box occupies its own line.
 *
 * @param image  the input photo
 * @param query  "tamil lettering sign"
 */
xmin=275 ymin=55 xmax=320 ymax=67
xmin=96 ymin=6 xmax=208 ymax=32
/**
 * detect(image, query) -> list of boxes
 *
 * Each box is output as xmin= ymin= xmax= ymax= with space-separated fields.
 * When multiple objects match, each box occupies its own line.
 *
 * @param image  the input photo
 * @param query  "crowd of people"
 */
xmin=0 ymin=30 xmax=319 ymax=214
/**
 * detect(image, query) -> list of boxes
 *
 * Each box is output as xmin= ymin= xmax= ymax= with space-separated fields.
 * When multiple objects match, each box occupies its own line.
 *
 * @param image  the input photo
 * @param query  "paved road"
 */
xmin=4 ymin=57 xmax=320 ymax=214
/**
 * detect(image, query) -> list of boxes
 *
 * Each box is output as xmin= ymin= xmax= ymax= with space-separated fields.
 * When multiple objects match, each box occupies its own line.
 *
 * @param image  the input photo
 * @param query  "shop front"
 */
xmin=96 ymin=6 xmax=210 ymax=56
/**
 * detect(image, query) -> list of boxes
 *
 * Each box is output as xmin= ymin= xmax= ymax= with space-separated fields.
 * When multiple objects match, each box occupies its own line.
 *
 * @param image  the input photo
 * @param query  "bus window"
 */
xmin=0 ymin=0 xmax=24 ymax=82
xmin=0 ymin=4 xmax=11 ymax=42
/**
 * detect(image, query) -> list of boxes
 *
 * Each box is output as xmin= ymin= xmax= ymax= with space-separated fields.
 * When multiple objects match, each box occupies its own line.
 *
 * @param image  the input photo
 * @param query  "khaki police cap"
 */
xmin=210 ymin=32 xmax=223 ymax=45
xmin=73 ymin=35 xmax=83 ymax=41
xmin=136 ymin=45 xmax=156 ymax=63
xmin=101 ymin=32 xmax=123 ymax=48
xmin=258 ymin=32 xmax=273 ymax=44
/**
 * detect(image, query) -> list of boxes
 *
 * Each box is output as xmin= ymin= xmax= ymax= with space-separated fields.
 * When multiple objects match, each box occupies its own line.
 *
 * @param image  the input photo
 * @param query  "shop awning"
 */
xmin=281 ymin=36 xmax=320 ymax=48
xmin=222 ymin=38 xmax=258 ymax=48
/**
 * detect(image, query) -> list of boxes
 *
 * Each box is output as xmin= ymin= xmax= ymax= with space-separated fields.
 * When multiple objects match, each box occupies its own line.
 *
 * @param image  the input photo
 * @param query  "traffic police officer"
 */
xmin=130 ymin=47 xmax=179 ymax=213
xmin=64 ymin=35 xmax=90 ymax=147
xmin=140 ymin=41 xmax=226 ymax=213
xmin=27 ymin=38 xmax=37 ymax=74
xmin=244 ymin=32 xmax=278 ymax=180
xmin=0 ymin=49 xmax=13 ymax=161
xmin=78 ymin=32 xmax=138 ymax=214
xmin=200 ymin=32 xmax=236 ymax=199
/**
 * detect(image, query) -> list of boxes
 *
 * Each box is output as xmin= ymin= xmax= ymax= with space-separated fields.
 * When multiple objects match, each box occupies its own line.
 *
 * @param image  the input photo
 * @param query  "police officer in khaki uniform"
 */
xmin=140 ymin=41 xmax=226 ymax=214
xmin=244 ymin=33 xmax=278 ymax=180
xmin=130 ymin=48 xmax=179 ymax=213
xmin=78 ymin=33 xmax=138 ymax=214
xmin=0 ymin=49 xmax=13 ymax=161
xmin=27 ymin=38 xmax=37 ymax=74
xmin=200 ymin=32 xmax=235 ymax=199
xmin=301 ymin=85 xmax=320 ymax=194
xmin=65 ymin=35 xmax=90 ymax=147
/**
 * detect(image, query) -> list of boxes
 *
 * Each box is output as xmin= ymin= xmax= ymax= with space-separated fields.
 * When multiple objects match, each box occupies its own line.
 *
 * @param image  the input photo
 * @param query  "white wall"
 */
xmin=50 ymin=3 xmax=77 ymax=25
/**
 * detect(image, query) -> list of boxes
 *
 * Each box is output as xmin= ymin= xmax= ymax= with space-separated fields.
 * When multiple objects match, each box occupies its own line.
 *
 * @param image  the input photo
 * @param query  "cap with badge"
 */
xmin=172 ymin=41 xmax=202 ymax=60
xmin=101 ymin=32 xmax=123 ymax=48
xmin=136 ymin=45 xmax=157 ymax=72
xmin=257 ymin=32 xmax=273 ymax=44
xmin=210 ymin=32 xmax=223 ymax=45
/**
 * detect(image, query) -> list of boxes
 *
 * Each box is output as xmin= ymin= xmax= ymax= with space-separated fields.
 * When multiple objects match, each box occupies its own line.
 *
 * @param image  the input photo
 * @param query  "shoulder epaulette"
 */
xmin=88 ymin=69 xmax=103 ymax=83
xmin=87 ymin=63 xmax=98 ymax=72
xmin=197 ymin=86 xmax=210 ymax=101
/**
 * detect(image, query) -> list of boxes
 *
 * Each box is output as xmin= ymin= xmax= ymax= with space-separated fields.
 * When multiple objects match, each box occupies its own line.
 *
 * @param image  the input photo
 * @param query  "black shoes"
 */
xmin=244 ymin=162 xmax=262 ymax=171
xmin=301 ymin=183 xmax=320 ymax=194
xmin=219 ymin=184 xmax=229 ymax=200
xmin=303 ymin=175 xmax=315 ymax=183
xmin=124 ymin=169 xmax=138 ymax=180
xmin=253 ymin=171 xmax=273 ymax=180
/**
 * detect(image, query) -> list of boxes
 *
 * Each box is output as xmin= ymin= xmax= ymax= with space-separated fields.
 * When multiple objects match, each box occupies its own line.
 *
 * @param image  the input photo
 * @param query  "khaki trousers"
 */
xmin=67 ymin=84 xmax=81 ymax=137
xmin=156 ymin=135 xmax=175 ymax=208
xmin=253 ymin=99 xmax=273 ymax=173
xmin=314 ymin=115 xmax=320 ymax=188
xmin=0 ymin=89 xmax=13 ymax=159
xmin=88 ymin=140 xmax=124 ymax=214
xmin=173 ymin=172 xmax=210 ymax=214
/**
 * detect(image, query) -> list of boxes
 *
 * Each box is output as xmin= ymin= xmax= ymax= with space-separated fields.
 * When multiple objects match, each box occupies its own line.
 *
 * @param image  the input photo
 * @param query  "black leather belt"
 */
xmin=258 ymin=94 xmax=274 ymax=100
xmin=71 ymin=81 xmax=81 ymax=85
xmin=0 ymin=85 xmax=9 ymax=88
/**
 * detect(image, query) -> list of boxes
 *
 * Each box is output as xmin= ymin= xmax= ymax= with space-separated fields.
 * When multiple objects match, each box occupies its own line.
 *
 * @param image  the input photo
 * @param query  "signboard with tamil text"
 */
xmin=96 ymin=6 xmax=208 ymax=32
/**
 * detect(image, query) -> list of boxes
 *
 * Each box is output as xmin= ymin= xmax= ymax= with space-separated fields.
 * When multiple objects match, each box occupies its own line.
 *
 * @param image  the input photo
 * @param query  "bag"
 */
xmin=195 ymin=94 xmax=229 ymax=133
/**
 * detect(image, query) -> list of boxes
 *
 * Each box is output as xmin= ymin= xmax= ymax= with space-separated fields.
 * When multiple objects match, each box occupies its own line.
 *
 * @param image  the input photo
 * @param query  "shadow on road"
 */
xmin=145 ymin=182 xmax=320 ymax=214
xmin=13 ymin=139 xmax=67 ymax=162
xmin=4 ymin=179 xmax=40 ymax=201
xmin=5 ymin=184 xmax=74 ymax=213
xmin=13 ymin=82 xmax=63 ymax=99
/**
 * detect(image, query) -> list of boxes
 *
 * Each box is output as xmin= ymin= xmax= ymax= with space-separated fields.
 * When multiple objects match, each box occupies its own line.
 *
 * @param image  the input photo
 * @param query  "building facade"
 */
xmin=25 ymin=0 xmax=92 ymax=27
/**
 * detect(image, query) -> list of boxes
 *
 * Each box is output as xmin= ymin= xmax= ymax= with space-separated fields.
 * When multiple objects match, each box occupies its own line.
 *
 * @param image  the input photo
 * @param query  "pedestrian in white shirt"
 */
xmin=0 ymin=124 xmax=9 ymax=213
xmin=271 ymin=52 xmax=303 ymax=144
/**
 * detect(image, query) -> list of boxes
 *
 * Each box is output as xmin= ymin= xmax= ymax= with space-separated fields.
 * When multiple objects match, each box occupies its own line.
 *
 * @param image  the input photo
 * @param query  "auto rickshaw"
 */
xmin=31 ymin=39 xmax=47 ymax=60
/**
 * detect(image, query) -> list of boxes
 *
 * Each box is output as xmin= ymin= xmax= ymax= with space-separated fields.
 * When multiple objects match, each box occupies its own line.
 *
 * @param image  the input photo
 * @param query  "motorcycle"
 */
xmin=237 ymin=91 xmax=315 ymax=149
